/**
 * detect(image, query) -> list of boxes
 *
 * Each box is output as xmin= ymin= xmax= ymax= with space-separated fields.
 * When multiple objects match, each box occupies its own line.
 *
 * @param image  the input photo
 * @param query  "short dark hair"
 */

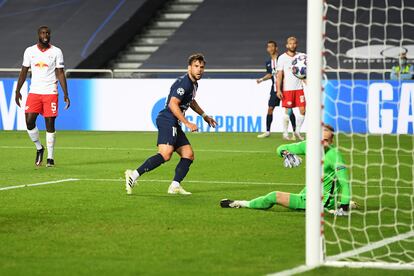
xmin=38 ymin=25 xmax=50 ymax=33
xmin=323 ymin=123 xmax=335 ymax=133
xmin=188 ymin=53 xmax=206 ymax=65
xmin=267 ymin=40 xmax=277 ymax=47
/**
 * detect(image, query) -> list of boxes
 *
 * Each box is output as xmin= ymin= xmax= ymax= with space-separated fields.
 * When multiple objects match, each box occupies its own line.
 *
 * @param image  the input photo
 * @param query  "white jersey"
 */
xmin=277 ymin=52 xmax=304 ymax=91
xmin=22 ymin=44 xmax=64 ymax=95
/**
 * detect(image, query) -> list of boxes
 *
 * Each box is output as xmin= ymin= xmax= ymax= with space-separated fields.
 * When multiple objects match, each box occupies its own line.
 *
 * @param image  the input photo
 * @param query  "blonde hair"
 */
xmin=286 ymin=36 xmax=298 ymax=43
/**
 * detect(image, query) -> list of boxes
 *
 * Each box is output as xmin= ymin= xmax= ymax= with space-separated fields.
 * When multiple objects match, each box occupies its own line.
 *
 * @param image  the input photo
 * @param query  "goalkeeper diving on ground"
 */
xmin=220 ymin=124 xmax=355 ymax=216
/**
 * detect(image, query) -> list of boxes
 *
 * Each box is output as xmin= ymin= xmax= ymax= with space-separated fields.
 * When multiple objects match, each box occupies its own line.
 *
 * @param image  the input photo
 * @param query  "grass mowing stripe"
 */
xmin=0 ymin=178 xmax=79 ymax=191
xmin=0 ymin=145 xmax=412 ymax=156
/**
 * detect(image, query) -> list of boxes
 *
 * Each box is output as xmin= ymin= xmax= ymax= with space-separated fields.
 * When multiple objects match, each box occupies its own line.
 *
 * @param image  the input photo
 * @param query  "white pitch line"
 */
xmin=0 ymin=145 xmax=412 ymax=156
xmin=77 ymin=178 xmax=413 ymax=189
xmin=267 ymin=264 xmax=316 ymax=276
xmin=0 ymin=178 xmax=79 ymax=191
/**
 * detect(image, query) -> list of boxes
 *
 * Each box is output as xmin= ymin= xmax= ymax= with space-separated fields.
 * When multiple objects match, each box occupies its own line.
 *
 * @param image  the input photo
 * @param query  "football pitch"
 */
xmin=0 ymin=131 xmax=413 ymax=275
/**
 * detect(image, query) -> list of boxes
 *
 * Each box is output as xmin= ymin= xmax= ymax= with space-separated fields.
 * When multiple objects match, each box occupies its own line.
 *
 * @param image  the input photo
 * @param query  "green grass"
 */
xmin=0 ymin=131 xmax=412 ymax=275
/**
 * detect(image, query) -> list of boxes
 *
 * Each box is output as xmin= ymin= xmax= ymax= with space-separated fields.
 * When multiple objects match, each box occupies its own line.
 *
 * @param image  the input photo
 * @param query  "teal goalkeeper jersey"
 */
xmin=276 ymin=141 xmax=351 ymax=209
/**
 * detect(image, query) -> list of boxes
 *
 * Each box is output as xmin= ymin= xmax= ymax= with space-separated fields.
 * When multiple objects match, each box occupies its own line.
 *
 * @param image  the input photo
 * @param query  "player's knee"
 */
xmin=159 ymin=151 xmax=173 ymax=162
xmin=267 ymin=107 xmax=274 ymax=114
xmin=26 ymin=120 xmax=36 ymax=130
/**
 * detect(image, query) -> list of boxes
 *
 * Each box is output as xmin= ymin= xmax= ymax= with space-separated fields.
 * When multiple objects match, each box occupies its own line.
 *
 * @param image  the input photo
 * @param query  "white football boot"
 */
xmin=294 ymin=132 xmax=305 ymax=141
xmin=168 ymin=182 xmax=192 ymax=195
xmin=282 ymin=133 xmax=291 ymax=140
xmin=257 ymin=131 xmax=270 ymax=138
xmin=124 ymin=169 xmax=138 ymax=195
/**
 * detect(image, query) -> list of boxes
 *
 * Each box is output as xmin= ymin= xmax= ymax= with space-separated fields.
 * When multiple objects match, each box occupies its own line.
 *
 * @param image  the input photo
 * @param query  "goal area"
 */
xmin=305 ymin=0 xmax=414 ymax=271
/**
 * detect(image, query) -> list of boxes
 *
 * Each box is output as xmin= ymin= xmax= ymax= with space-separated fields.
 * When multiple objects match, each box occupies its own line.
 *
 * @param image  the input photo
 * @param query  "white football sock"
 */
xmin=27 ymin=127 xmax=42 ymax=150
xmin=282 ymin=113 xmax=290 ymax=136
xmin=237 ymin=200 xmax=249 ymax=208
xmin=170 ymin=181 xmax=180 ymax=188
xmin=296 ymin=114 xmax=305 ymax=133
xmin=46 ymin=132 xmax=56 ymax=159
xmin=132 ymin=170 xmax=140 ymax=181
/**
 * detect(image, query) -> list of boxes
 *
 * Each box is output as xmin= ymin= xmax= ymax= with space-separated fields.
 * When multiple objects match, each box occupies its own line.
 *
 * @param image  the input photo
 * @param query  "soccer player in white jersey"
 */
xmin=276 ymin=37 xmax=306 ymax=140
xmin=15 ymin=26 xmax=70 ymax=167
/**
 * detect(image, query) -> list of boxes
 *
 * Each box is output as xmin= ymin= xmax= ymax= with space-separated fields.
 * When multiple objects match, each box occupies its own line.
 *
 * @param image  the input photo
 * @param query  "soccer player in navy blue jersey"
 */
xmin=256 ymin=41 xmax=296 ymax=139
xmin=125 ymin=54 xmax=217 ymax=195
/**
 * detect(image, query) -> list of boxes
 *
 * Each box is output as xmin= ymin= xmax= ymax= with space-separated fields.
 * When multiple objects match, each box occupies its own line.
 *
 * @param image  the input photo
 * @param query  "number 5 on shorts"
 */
xmin=51 ymin=102 xmax=57 ymax=114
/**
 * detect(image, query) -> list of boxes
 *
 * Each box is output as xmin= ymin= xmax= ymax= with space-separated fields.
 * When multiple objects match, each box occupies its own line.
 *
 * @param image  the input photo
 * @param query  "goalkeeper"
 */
xmin=220 ymin=124 xmax=352 ymax=215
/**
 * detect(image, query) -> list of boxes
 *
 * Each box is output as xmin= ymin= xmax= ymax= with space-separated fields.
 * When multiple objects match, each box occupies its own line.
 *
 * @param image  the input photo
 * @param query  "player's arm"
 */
xmin=277 ymin=141 xmax=306 ymax=157
xmin=256 ymin=73 xmax=272 ymax=84
xmin=335 ymin=152 xmax=351 ymax=207
xmin=168 ymin=97 xmax=198 ymax=132
xmin=55 ymin=68 xmax=70 ymax=109
xmin=276 ymin=141 xmax=306 ymax=168
xmin=190 ymin=100 xmax=216 ymax=127
xmin=276 ymin=70 xmax=284 ymax=99
xmin=15 ymin=66 xmax=29 ymax=107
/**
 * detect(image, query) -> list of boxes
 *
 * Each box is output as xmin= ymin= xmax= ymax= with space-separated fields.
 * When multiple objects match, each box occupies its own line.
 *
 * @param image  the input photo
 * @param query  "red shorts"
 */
xmin=25 ymin=93 xmax=58 ymax=117
xmin=281 ymin=89 xmax=306 ymax=108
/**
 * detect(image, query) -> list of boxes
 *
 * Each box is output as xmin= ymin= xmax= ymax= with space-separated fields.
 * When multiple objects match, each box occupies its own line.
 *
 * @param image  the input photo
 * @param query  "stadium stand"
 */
xmin=141 ymin=0 xmax=307 ymax=69
xmin=0 ymin=0 xmax=167 ymax=69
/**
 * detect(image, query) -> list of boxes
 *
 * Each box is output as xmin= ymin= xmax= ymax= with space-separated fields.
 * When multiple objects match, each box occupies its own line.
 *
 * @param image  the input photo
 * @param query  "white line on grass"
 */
xmin=267 ymin=264 xmax=316 ymax=276
xmin=1 ymin=145 xmax=412 ymax=156
xmin=77 ymin=178 xmax=413 ymax=189
xmin=0 ymin=178 xmax=79 ymax=191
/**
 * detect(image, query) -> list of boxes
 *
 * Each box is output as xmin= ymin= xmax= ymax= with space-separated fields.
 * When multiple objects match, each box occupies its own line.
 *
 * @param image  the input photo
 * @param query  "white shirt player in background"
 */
xmin=15 ymin=26 xmax=70 ymax=167
xmin=276 ymin=37 xmax=306 ymax=140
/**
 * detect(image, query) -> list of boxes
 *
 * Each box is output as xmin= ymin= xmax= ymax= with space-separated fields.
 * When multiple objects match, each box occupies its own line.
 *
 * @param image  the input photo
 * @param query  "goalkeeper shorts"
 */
xmin=288 ymin=193 xmax=306 ymax=210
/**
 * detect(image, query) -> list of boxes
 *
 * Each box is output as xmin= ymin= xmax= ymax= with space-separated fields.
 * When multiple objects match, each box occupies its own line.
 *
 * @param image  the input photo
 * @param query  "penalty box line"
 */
xmin=0 ymin=178 xmax=80 ymax=191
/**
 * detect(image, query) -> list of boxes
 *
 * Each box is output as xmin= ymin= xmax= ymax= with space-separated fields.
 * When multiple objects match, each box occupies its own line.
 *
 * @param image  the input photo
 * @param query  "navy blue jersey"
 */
xmin=158 ymin=74 xmax=197 ymax=123
xmin=266 ymin=58 xmax=277 ymax=92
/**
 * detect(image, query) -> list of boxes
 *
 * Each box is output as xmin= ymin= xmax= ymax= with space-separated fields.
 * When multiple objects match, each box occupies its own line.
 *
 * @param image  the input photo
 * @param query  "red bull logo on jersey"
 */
xmin=34 ymin=62 xmax=49 ymax=68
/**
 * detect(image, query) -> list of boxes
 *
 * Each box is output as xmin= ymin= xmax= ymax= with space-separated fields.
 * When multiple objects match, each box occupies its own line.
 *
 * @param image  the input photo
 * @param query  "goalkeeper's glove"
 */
xmin=333 ymin=204 xmax=349 ymax=216
xmin=282 ymin=152 xmax=302 ymax=168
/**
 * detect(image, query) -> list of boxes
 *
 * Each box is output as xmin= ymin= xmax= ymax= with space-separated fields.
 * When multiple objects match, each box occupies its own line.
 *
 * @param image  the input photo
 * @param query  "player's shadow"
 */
xmin=63 ymin=157 xmax=133 ymax=167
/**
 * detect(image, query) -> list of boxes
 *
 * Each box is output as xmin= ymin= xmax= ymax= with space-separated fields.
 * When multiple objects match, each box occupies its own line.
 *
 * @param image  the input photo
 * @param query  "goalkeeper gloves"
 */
xmin=282 ymin=152 xmax=302 ymax=168
xmin=333 ymin=204 xmax=349 ymax=216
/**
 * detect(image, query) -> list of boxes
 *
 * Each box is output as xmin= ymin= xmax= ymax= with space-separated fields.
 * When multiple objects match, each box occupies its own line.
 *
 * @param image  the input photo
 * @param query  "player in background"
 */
xmin=220 ymin=124 xmax=353 ymax=216
xmin=15 ymin=26 xmax=70 ymax=167
xmin=125 ymin=54 xmax=217 ymax=195
xmin=276 ymin=37 xmax=306 ymax=140
xmin=256 ymin=41 xmax=296 ymax=139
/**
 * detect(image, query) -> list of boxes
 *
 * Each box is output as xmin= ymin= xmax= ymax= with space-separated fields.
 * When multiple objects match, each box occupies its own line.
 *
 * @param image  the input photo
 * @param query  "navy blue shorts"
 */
xmin=268 ymin=90 xmax=281 ymax=108
xmin=156 ymin=117 xmax=190 ymax=149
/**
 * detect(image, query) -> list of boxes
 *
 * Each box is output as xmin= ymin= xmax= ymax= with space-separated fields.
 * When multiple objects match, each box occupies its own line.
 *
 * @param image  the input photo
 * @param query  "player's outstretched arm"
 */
xmin=190 ymin=100 xmax=216 ymax=128
xmin=15 ymin=66 xmax=29 ymax=107
xmin=56 ymin=68 xmax=70 ymax=109
xmin=169 ymin=97 xmax=198 ymax=132
xmin=256 ymin=73 xmax=272 ymax=84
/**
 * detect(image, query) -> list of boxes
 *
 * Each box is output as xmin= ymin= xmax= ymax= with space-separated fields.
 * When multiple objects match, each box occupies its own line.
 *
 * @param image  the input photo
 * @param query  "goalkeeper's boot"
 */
xmin=168 ymin=182 xmax=192 ymax=195
xmin=46 ymin=158 xmax=55 ymax=168
xmin=257 ymin=131 xmax=270 ymax=138
xmin=294 ymin=132 xmax=304 ymax=141
xmin=220 ymin=199 xmax=247 ymax=208
xmin=124 ymin=169 xmax=138 ymax=195
xmin=35 ymin=146 xmax=45 ymax=166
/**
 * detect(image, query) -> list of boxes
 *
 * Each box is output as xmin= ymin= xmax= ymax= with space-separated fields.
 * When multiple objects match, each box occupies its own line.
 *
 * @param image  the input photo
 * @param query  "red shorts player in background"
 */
xmin=276 ymin=36 xmax=306 ymax=140
xmin=15 ymin=26 xmax=70 ymax=167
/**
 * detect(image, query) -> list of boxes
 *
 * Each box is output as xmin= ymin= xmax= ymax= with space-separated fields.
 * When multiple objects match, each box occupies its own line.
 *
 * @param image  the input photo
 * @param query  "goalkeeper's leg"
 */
xmin=220 ymin=191 xmax=306 ymax=210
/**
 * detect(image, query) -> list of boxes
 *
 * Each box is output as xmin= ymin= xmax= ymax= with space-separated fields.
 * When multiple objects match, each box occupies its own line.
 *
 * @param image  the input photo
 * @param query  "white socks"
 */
xmin=132 ymin=170 xmax=140 ymax=181
xmin=296 ymin=114 xmax=305 ymax=134
xmin=282 ymin=113 xmax=290 ymax=136
xmin=46 ymin=132 xmax=56 ymax=159
xmin=27 ymin=127 xmax=43 ymax=150
xmin=170 ymin=180 xmax=180 ymax=188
